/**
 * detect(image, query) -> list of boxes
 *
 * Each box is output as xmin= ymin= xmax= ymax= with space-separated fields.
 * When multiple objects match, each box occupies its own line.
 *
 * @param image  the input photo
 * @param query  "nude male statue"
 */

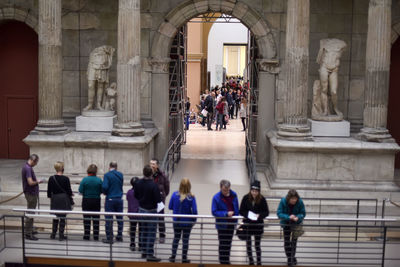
xmin=83 ymin=45 xmax=115 ymax=111
xmin=313 ymin=39 xmax=346 ymax=120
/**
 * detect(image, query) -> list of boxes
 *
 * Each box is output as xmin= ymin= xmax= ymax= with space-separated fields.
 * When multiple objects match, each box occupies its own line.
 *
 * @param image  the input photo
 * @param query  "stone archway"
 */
xmin=149 ymin=0 xmax=279 ymax=163
xmin=0 ymin=7 xmax=38 ymax=33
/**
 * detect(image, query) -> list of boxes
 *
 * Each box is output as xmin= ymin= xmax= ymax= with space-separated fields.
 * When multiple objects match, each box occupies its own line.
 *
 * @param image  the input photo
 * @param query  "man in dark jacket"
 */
xmin=150 ymin=158 xmax=170 ymax=244
xmin=204 ymin=91 xmax=215 ymax=130
xmin=226 ymin=89 xmax=234 ymax=119
xmin=134 ymin=165 xmax=161 ymax=262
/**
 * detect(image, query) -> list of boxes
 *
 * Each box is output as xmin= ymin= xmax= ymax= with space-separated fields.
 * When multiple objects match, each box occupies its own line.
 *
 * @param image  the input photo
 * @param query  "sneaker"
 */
xmin=159 ymin=237 xmax=165 ymax=244
xmin=102 ymin=238 xmax=114 ymax=244
xmin=116 ymin=236 xmax=123 ymax=242
xmin=182 ymin=259 xmax=190 ymax=263
xmin=146 ymin=255 xmax=161 ymax=262
xmin=25 ymin=235 xmax=38 ymax=241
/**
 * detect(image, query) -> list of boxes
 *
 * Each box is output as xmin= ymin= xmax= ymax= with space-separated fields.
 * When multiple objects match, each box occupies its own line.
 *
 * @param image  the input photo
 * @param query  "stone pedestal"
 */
xmin=309 ymin=119 xmax=350 ymax=137
xmin=76 ymin=115 xmax=116 ymax=132
xmin=267 ymin=130 xmax=400 ymax=192
xmin=23 ymin=129 xmax=159 ymax=177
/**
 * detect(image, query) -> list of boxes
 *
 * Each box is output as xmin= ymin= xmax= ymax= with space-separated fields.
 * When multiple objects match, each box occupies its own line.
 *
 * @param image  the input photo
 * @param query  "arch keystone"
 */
xmin=194 ymin=0 xmax=209 ymax=14
xmin=209 ymin=0 xmax=222 ymax=12
xmin=221 ymin=0 xmax=236 ymax=14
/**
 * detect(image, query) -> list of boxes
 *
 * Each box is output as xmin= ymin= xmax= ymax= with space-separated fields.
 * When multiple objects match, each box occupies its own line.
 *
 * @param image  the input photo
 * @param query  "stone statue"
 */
xmin=83 ymin=45 xmax=115 ymax=111
xmin=103 ymin=82 xmax=117 ymax=111
xmin=312 ymin=39 xmax=346 ymax=121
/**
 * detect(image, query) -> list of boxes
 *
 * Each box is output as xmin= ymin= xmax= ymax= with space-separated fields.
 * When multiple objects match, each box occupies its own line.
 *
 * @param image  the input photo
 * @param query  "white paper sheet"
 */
xmin=157 ymin=202 xmax=165 ymax=213
xmin=248 ymin=211 xmax=258 ymax=221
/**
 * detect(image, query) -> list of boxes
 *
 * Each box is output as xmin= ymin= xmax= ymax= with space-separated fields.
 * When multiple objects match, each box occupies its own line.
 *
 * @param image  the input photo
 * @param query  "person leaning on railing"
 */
xmin=277 ymin=189 xmax=306 ymax=267
xmin=47 ymin=161 xmax=73 ymax=241
xmin=79 ymin=164 xmax=103 ymax=241
xmin=212 ymin=179 xmax=239 ymax=265
xmin=239 ymin=180 xmax=269 ymax=265
xmin=168 ymin=178 xmax=198 ymax=263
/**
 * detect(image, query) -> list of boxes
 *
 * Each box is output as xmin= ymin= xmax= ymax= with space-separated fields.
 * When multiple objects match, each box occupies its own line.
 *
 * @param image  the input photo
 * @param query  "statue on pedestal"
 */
xmin=312 ymin=39 xmax=347 ymax=121
xmin=83 ymin=45 xmax=115 ymax=112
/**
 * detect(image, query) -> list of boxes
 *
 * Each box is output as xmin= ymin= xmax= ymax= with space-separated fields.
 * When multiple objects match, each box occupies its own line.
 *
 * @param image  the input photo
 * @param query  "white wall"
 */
xmin=207 ymin=19 xmax=248 ymax=87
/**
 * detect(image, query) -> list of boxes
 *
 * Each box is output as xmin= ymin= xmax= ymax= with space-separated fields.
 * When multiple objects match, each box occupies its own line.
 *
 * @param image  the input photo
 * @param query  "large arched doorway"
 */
xmin=0 ymin=20 xmax=38 ymax=159
xmin=150 ymin=0 xmax=277 ymax=162
xmin=388 ymin=38 xmax=400 ymax=168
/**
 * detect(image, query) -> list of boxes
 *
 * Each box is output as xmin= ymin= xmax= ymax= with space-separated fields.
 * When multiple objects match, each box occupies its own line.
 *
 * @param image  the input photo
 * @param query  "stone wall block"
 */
xmin=354 ymin=0 xmax=369 ymax=14
xmin=276 ymin=152 xmax=317 ymax=179
xmin=232 ymin=1 xmax=248 ymax=20
xmin=63 ymin=56 xmax=79 ymax=71
xmin=14 ymin=8 xmax=27 ymax=22
xmin=141 ymin=29 xmax=150 ymax=57
xmin=355 ymin=154 xmax=394 ymax=181
xmin=316 ymin=154 xmax=356 ymax=180
xmin=180 ymin=2 xmax=198 ymax=20
xmin=310 ymin=0 xmax=331 ymax=14
xmin=348 ymin=100 xmax=364 ymax=118
xmin=62 ymin=71 xmax=80 ymax=97
xmin=193 ymin=0 xmax=209 ymax=14
xmin=25 ymin=14 xmax=38 ymax=30
xmin=63 ymin=30 xmax=79 ymax=56
xmin=209 ymin=0 xmax=222 ymax=12
xmin=392 ymin=31 xmax=399 ymax=44
xmin=271 ymin=0 xmax=287 ymax=13
xmin=158 ymin=21 xmax=177 ymax=38
xmin=256 ymin=33 xmax=277 ymax=59
xmin=80 ymin=70 xmax=88 ymax=97
xmin=2 ymin=7 xmax=14 ymax=19
xmin=151 ymin=33 xmax=172 ymax=58
xmin=221 ymin=0 xmax=236 ymax=14
xmin=79 ymin=12 xmax=100 ymax=30
xmin=332 ymin=0 xmax=353 ymax=14
xmin=265 ymin=13 xmax=281 ymax=30
xmin=62 ymin=12 xmax=79 ymax=30
xmin=63 ymin=96 xmax=81 ymax=115
xmin=141 ymin=13 xmax=153 ymax=29
xmin=165 ymin=8 xmax=186 ymax=28
xmin=242 ymin=8 xmax=261 ymax=29
xmin=62 ymin=0 xmax=80 ymax=12
xmin=352 ymin=14 xmax=368 ymax=33
xmin=141 ymin=71 xmax=151 ymax=98
xmin=251 ymin=20 xmax=269 ymax=38
xmin=98 ymin=12 xmax=118 ymax=30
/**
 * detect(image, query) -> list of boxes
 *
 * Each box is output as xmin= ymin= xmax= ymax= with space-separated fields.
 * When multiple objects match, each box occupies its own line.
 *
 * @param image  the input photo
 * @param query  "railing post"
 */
xmin=355 ymin=199 xmax=360 ymax=241
xmin=381 ymin=226 xmax=387 ymax=267
xmin=21 ymin=216 xmax=26 ymax=266
xmin=336 ymin=225 xmax=341 ymax=264
xmin=381 ymin=199 xmax=387 ymax=228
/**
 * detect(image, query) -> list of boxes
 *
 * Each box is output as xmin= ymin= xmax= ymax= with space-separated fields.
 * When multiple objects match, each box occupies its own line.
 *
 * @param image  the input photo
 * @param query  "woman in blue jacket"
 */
xmin=212 ymin=179 xmax=239 ymax=265
xmin=277 ymin=189 xmax=306 ymax=266
xmin=168 ymin=178 xmax=198 ymax=263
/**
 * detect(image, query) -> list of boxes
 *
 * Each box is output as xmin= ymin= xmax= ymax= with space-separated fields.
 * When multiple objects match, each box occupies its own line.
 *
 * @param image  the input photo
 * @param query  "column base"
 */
xmin=112 ymin=122 xmax=144 ymax=137
xmin=277 ymin=123 xmax=313 ymax=141
xmin=357 ymin=127 xmax=395 ymax=143
xmin=32 ymin=120 xmax=69 ymax=135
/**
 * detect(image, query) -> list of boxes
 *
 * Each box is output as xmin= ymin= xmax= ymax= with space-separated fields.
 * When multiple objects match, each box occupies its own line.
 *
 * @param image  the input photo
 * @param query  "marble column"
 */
xmin=277 ymin=0 xmax=312 ymax=140
xmin=112 ymin=0 xmax=144 ymax=136
xmin=358 ymin=0 xmax=394 ymax=142
xmin=34 ymin=0 xmax=67 ymax=134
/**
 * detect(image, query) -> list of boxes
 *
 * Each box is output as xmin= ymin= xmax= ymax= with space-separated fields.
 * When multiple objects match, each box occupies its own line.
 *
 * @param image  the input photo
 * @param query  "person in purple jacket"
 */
xmin=127 ymin=177 xmax=139 ymax=251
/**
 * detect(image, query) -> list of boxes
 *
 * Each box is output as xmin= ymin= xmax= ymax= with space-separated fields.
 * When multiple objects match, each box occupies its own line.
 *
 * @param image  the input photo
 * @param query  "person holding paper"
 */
xmin=168 ymin=178 xmax=198 ymax=263
xmin=239 ymin=180 xmax=269 ymax=265
xmin=134 ymin=165 xmax=162 ymax=262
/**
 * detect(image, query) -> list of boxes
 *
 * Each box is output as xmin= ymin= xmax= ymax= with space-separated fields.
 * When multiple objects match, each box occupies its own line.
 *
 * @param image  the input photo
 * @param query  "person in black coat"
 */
xmin=47 ymin=161 xmax=73 ymax=241
xmin=239 ymin=180 xmax=269 ymax=265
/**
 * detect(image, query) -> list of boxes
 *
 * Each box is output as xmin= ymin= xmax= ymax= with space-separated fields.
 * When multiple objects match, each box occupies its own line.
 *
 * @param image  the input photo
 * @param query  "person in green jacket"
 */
xmin=79 ymin=164 xmax=103 ymax=241
xmin=277 ymin=189 xmax=306 ymax=267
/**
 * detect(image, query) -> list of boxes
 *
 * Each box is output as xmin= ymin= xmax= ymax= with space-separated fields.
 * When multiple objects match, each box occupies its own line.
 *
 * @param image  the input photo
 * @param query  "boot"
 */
xmin=50 ymin=219 xmax=58 ymax=239
xmin=59 ymin=218 xmax=66 ymax=241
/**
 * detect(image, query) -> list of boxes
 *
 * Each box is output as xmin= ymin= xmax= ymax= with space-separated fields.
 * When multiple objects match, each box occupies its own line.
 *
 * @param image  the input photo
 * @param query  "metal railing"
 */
xmin=6 ymin=209 xmax=400 ymax=266
xmin=161 ymin=132 xmax=182 ymax=179
xmin=245 ymin=134 xmax=257 ymax=184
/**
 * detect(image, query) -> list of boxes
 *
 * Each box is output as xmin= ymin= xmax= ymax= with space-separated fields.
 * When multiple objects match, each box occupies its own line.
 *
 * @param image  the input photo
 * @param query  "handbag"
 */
xmin=235 ymin=224 xmax=248 ymax=241
xmin=291 ymin=223 xmax=304 ymax=239
xmin=51 ymin=176 xmax=73 ymax=210
xmin=201 ymin=108 xmax=208 ymax=117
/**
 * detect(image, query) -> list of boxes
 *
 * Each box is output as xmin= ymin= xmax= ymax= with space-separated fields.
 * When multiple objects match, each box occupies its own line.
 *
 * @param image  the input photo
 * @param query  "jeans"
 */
xmin=283 ymin=226 xmax=298 ymax=263
xmin=24 ymin=193 xmax=38 ymax=236
xmin=139 ymin=207 xmax=158 ymax=257
xmin=207 ymin=112 xmax=214 ymax=130
xmin=82 ymin=198 xmax=100 ymax=239
xmin=105 ymin=198 xmax=123 ymax=240
xmin=171 ymin=225 xmax=192 ymax=259
xmin=246 ymin=234 xmax=262 ymax=265
xmin=216 ymin=113 xmax=224 ymax=130
xmin=217 ymin=225 xmax=235 ymax=264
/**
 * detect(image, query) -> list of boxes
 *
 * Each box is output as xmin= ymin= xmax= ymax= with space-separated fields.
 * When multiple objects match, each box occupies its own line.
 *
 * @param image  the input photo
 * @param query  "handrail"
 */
xmin=245 ymin=133 xmax=257 ymax=184
xmin=161 ymin=131 xmax=182 ymax=179
xmin=12 ymin=208 xmax=400 ymax=222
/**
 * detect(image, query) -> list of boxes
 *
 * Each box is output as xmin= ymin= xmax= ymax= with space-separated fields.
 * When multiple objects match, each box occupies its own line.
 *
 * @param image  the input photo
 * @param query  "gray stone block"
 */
xmin=141 ymin=13 xmax=153 ymax=29
xmin=62 ymin=30 xmax=79 ymax=56
xmin=141 ymin=29 xmax=150 ymax=57
xmin=80 ymin=70 xmax=88 ymax=97
xmin=241 ymin=0 xmax=262 ymax=14
xmin=79 ymin=12 xmax=100 ymax=30
xmin=332 ymin=0 xmax=353 ymax=14
xmin=62 ymin=12 xmax=79 ymax=30
xmin=349 ymin=79 xmax=365 ymax=101
xmin=80 ymin=56 xmax=89 ymax=71
xmin=348 ymin=100 xmax=364 ymax=118
xmin=62 ymin=0 xmax=81 ymax=12
xmin=79 ymin=30 xmax=117 ymax=57
xmin=354 ymin=0 xmax=369 ymax=15
xmin=63 ymin=56 xmax=79 ymax=71
xmin=63 ymin=71 xmax=80 ymax=97
xmin=310 ymin=0 xmax=332 ymax=14
xmin=265 ymin=13 xmax=281 ymax=30
xmin=352 ymin=14 xmax=368 ymax=34
xmin=262 ymin=0 xmax=286 ymax=13
xmin=81 ymin=0 xmax=118 ymax=13
xmin=63 ymin=96 xmax=81 ymax=115
xmin=351 ymin=34 xmax=367 ymax=61
xmin=98 ymin=12 xmax=118 ymax=30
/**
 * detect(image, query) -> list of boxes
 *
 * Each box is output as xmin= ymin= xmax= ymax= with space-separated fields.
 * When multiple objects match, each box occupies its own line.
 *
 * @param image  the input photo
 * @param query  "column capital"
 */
xmin=257 ymin=59 xmax=280 ymax=74
xmin=149 ymin=57 xmax=171 ymax=74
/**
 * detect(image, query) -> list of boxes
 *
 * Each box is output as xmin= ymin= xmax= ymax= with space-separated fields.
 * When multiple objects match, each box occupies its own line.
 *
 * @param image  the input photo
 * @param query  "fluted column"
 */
xmin=34 ymin=0 xmax=67 ymax=134
xmin=112 ymin=0 xmax=144 ymax=136
xmin=277 ymin=0 xmax=312 ymax=140
xmin=358 ymin=0 xmax=394 ymax=142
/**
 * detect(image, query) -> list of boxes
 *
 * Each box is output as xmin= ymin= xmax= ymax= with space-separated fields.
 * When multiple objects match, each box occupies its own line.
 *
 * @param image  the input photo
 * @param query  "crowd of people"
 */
xmin=197 ymin=78 xmax=250 ymax=132
xmin=22 ymin=154 xmax=306 ymax=266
